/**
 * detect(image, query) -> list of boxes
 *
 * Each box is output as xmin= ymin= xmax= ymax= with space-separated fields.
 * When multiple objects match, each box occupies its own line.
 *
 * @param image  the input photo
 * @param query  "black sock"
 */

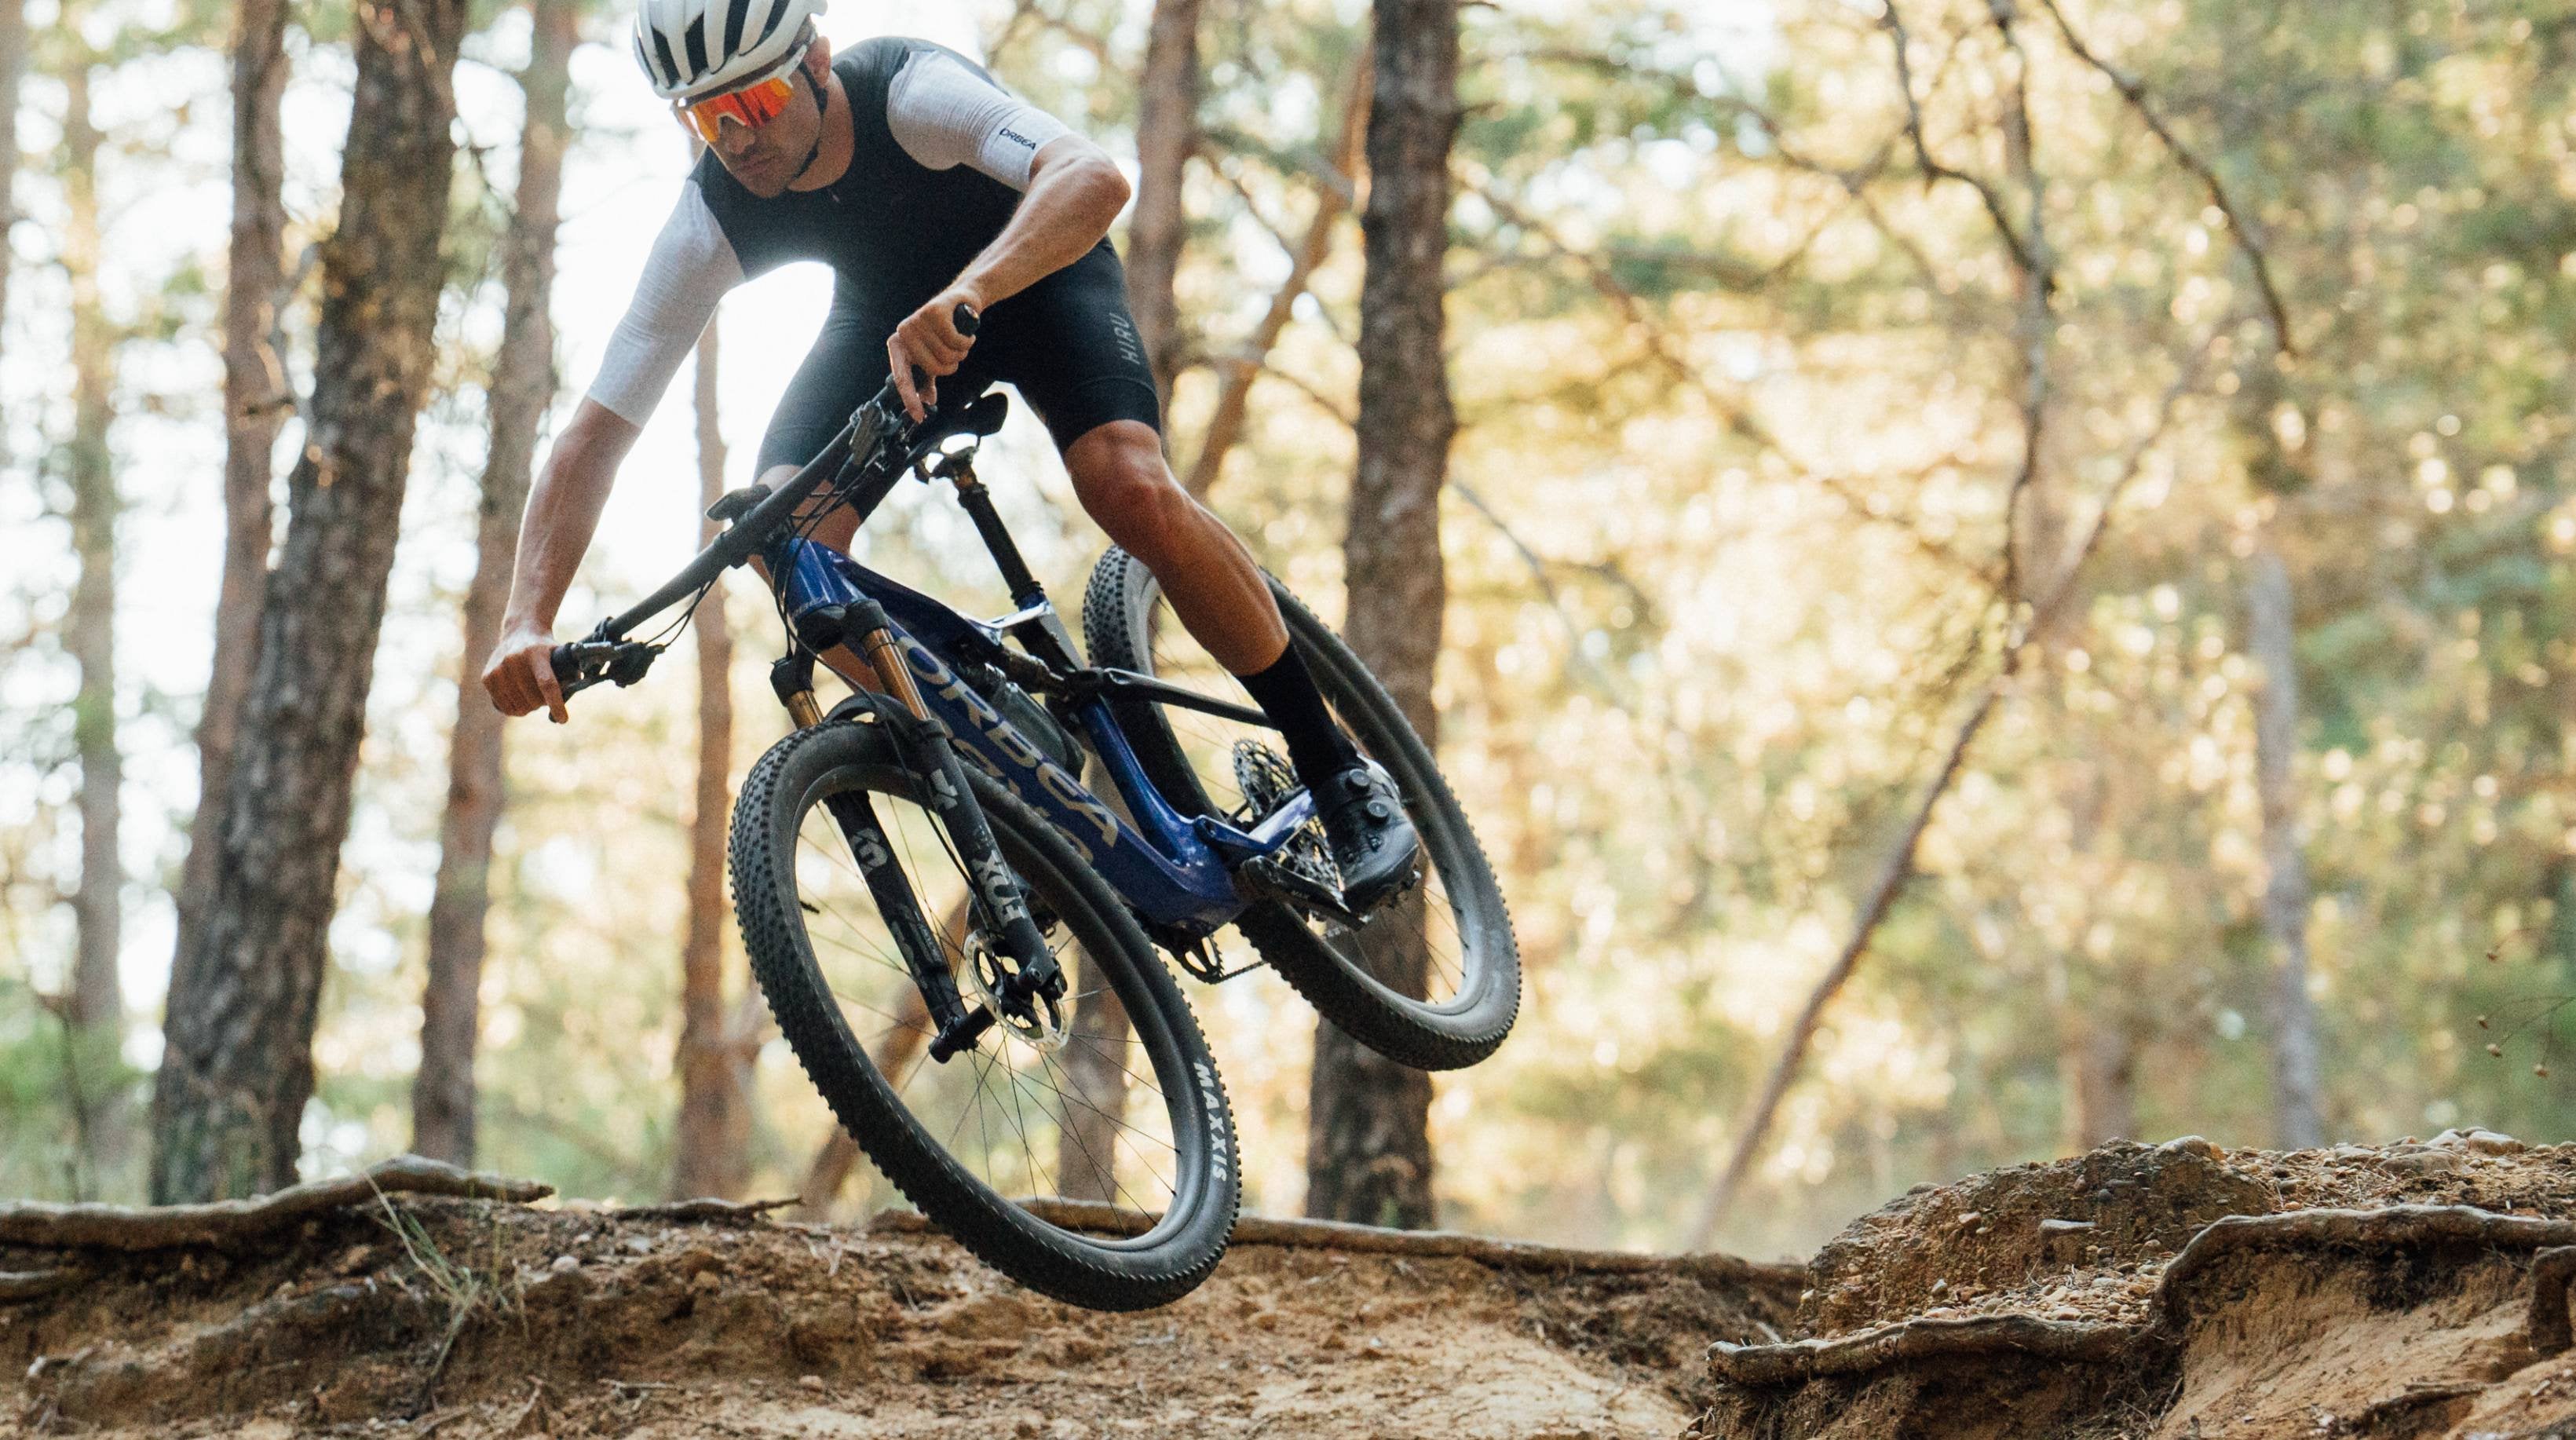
xmin=1237 ymin=645 xmax=1361 ymax=794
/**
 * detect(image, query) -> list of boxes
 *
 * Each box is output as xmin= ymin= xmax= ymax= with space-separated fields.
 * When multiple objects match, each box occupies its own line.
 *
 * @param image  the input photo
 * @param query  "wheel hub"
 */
xmin=963 ymin=929 xmax=1069 ymax=1051
xmin=1233 ymin=740 xmax=1340 ymax=894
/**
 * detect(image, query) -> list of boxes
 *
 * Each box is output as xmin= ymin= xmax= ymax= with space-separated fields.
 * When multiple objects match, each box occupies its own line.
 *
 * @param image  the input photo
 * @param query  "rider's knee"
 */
xmin=1069 ymin=425 xmax=1197 ymax=565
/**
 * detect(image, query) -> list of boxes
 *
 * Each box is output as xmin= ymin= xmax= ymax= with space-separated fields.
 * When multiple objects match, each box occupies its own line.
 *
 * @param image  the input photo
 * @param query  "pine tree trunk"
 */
xmin=415 ymin=0 xmax=574 ymax=1168
xmin=2069 ymin=1016 xmax=2137 ymax=1147
xmin=1124 ymin=0 xmax=1200 ymax=408
xmin=2249 ymin=543 xmax=2325 ymax=1148
xmin=151 ymin=0 xmax=468 ymax=1203
xmin=670 ymin=313 xmax=751 ymax=1201
xmin=177 ymin=0 xmax=290 ymax=959
xmin=1067 ymin=2 xmax=1209 ymax=1182
xmin=1306 ymin=0 xmax=1456 ymax=1232
xmin=64 ymin=51 xmax=128 ymax=1177
xmin=1055 ymin=929 xmax=1129 ymax=1203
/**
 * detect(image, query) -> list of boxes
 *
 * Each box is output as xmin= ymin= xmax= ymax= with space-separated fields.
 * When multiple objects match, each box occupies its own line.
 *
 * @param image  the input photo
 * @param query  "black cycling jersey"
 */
xmin=700 ymin=38 xmax=1160 ymax=466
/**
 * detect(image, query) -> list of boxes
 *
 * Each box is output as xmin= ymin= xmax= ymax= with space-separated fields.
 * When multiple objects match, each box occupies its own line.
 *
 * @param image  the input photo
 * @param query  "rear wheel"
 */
xmin=730 ymin=718 xmax=1238 ymax=1310
xmin=1083 ymin=547 xmax=1520 ymax=1071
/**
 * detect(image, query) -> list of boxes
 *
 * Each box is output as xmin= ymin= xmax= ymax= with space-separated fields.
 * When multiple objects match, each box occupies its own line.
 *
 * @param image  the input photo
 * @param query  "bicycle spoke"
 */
xmin=1142 ymin=603 xmax=1478 ymax=1008
xmin=1036 ymin=1047 xmax=1178 ymax=1203
xmin=782 ymin=743 xmax=1202 ymax=1230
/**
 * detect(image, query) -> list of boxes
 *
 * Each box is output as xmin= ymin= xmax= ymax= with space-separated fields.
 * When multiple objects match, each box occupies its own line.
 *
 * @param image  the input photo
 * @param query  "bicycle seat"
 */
xmin=918 ymin=390 xmax=1010 ymax=448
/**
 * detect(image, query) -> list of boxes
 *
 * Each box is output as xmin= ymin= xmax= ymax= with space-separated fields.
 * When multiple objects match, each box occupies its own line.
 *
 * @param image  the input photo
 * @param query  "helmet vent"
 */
xmin=755 ymin=0 xmax=791 ymax=48
xmin=651 ymin=27 xmax=681 ymax=87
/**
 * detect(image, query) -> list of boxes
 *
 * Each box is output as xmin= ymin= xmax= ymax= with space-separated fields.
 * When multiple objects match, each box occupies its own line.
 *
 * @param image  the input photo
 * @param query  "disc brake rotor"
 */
xmin=963 ymin=928 xmax=1069 ymax=1052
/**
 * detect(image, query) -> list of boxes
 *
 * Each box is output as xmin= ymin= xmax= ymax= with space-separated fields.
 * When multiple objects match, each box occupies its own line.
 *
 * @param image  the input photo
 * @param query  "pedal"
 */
xmin=1237 ymin=853 xmax=1359 ymax=930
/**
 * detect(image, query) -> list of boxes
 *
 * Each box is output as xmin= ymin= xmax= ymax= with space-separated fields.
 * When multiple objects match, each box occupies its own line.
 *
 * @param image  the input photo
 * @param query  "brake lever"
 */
xmin=549 ymin=634 xmax=660 ymax=700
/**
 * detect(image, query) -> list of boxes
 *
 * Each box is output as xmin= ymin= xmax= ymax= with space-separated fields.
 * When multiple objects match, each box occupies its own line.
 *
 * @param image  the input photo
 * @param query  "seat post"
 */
xmin=948 ymin=464 xmax=1045 ymax=610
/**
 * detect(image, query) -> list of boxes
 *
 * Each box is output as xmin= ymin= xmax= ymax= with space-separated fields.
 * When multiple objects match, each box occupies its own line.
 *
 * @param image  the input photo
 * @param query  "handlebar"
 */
xmin=543 ymin=304 xmax=981 ymax=705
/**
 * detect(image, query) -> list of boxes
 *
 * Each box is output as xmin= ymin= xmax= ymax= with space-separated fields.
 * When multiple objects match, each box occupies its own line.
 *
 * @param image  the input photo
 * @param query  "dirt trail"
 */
xmin=24 ymin=1136 xmax=2576 ymax=1438
xmin=0 ymin=1170 xmax=1796 ymax=1438
xmin=1700 ymin=1129 xmax=2576 ymax=1438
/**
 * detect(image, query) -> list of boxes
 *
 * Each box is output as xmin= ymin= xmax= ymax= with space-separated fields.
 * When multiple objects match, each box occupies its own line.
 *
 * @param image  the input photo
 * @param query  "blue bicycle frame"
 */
xmin=771 ymin=535 xmax=1317 ymax=940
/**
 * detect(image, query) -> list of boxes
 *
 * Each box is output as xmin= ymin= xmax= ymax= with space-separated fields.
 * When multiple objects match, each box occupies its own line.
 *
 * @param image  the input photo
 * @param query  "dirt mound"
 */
xmin=0 ymin=1164 xmax=1799 ymax=1438
xmin=26 ymin=1138 xmax=2576 ymax=1438
xmin=1698 ymin=1129 xmax=2576 ymax=1439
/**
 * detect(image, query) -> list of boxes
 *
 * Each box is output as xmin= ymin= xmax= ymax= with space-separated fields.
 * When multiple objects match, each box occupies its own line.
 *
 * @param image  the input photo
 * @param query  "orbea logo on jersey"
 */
xmin=999 ymin=127 xmax=1039 ymax=150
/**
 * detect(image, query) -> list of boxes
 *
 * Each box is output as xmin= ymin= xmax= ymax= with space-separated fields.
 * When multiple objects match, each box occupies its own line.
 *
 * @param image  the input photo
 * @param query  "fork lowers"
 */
xmin=824 ymin=596 xmax=1066 ymax=1036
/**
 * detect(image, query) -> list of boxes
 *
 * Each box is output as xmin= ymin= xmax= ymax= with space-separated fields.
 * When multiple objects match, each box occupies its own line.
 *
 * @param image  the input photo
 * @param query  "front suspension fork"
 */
xmin=785 ymin=602 xmax=1064 ymax=1062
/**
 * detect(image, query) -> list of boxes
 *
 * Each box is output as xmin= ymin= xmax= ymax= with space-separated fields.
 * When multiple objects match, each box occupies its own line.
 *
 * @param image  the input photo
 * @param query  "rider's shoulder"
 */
xmin=859 ymin=36 xmax=996 ymax=82
xmin=835 ymin=35 xmax=928 ymax=80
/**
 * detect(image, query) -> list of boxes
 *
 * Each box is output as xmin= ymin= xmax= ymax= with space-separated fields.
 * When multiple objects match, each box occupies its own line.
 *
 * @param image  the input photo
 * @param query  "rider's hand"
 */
xmin=484 ymin=616 xmax=568 ymax=724
xmin=888 ymin=287 xmax=982 ymax=422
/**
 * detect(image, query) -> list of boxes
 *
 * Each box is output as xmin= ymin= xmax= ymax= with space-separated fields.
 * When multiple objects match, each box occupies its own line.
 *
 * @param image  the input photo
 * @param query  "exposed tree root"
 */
xmin=0 ymin=1266 xmax=80 ymax=1302
xmin=868 ymin=1198 xmax=1808 ymax=1286
xmin=606 ymin=1196 xmax=798 ymax=1225
xmin=0 ymin=1157 xmax=550 ymax=1250
xmin=2147 ymin=1204 xmax=2576 ymax=1332
xmin=1707 ymin=1313 xmax=2132 ymax=1385
xmin=1712 ymin=1202 xmax=2576 ymax=1390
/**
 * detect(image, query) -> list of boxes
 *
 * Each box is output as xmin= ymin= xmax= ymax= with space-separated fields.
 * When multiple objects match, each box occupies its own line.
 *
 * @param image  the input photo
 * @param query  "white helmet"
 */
xmin=632 ymin=0 xmax=825 ymax=101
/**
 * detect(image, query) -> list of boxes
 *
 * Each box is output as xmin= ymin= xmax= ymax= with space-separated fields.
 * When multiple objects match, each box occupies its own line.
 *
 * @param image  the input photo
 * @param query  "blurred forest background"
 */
xmin=2 ymin=0 xmax=2572 ymax=1263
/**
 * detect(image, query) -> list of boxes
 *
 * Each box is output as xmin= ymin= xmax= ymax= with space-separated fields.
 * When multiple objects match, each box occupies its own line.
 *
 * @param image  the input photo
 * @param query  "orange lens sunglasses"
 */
xmin=678 ymin=67 xmax=799 ymax=144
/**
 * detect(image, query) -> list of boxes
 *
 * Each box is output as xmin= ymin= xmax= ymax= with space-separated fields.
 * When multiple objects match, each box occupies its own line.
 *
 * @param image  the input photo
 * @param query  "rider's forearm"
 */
xmin=953 ymin=144 xmax=1131 ymax=309
xmin=502 ymin=400 xmax=640 ymax=631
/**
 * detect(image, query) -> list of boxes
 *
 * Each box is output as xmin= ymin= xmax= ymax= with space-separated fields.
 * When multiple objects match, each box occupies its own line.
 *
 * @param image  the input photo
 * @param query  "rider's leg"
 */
xmin=1062 ymin=422 xmax=1416 ymax=906
xmin=1062 ymin=422 xmax=1285 ymax=672
xmin=740 ymin=298 xmax=892 ymax=689
xmin=744 ymin=460 xmax=884 ymax=693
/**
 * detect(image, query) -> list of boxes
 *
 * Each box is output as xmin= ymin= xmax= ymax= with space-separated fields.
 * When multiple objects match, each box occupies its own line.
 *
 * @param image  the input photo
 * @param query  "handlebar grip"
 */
xmin=952 ymin=302 xmax=980 ymax=337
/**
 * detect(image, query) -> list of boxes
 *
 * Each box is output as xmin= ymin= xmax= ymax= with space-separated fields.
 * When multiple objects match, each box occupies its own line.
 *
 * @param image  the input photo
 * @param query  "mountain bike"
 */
xmin=549 ymin=309 xmax=1519 ymax=1310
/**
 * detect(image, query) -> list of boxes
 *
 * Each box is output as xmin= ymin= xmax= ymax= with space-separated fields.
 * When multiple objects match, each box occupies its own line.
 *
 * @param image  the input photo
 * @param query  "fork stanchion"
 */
xmin=770 ymin=652 xmax=825 ymax=729
xmin=833 ymin=597 xmax=1065 ymax=1025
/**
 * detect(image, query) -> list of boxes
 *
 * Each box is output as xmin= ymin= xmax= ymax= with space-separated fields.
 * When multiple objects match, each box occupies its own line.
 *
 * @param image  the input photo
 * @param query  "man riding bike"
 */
xmin=479 ymin=0 xmax=1419 ymax=909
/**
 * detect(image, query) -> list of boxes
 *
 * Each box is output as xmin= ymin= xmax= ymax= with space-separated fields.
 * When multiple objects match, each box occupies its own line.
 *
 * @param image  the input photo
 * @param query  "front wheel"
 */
xmin=730 ymin=718 xmax=1238 ymax=1310
xmin=1083 ymin=547 xmax=1521 ymax=1071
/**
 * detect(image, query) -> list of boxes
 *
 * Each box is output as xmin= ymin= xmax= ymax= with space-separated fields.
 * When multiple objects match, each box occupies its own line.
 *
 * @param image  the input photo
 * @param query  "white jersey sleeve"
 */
xmin=885 ymin=51 xmax=1076 ymax=192
xmin=583 ymin=183 xmax=746 ymax=426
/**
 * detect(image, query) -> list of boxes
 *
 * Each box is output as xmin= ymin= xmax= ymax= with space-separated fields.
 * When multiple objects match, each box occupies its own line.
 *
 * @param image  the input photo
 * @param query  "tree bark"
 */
xmin=1055 ymin=930 xmax=1129 ymax=1201
xmin=670 ymin=313 xmax=755 ymax=1201
xmin=151 ymin=0 xmax=468 ymax=1203
xmin=63 ymin=49 xmax=128 ymax=1177
xmin=1306 ymin=0 xmax=1456 ymax=1232
xmin=1181 ymin=61 xmax=1368 ymax=500
xmin=1123 ymin=0 xmax=1200 ymax=410
xmin=2068 ymin=1013 xmax=2138 ymax=1147
xmin=415 ymin=0 xmax=575 ymax=1168
xmin=2249 ymin=543 xmax=2324 ymax=1148
xmin=177 ymin=0 xmax=290 ymax=959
